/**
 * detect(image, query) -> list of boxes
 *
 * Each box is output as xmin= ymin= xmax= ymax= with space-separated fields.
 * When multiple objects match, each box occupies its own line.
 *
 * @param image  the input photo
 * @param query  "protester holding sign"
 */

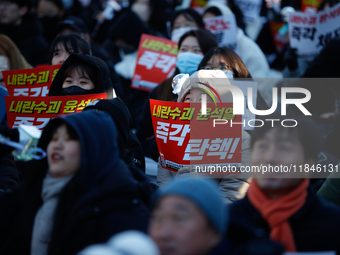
xmin=203 ymin=2 xmax=271 ymax=78
xmin=156 ymin=70 xmax=251 ymax=203
xmin=0 ymin=110 xmax=150 ymax=255
xmin=136 ymin=29 xmax=218 ymax=162
xmin=48 ymin=53 xmax=115 ymax=99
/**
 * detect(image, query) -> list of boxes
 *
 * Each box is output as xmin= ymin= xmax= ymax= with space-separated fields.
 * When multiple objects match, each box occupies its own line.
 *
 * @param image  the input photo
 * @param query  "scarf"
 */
xmin=31 ymin=172 xmax=74 ymax=255
xmin=248 ymin=178 xmax=309 ymax=252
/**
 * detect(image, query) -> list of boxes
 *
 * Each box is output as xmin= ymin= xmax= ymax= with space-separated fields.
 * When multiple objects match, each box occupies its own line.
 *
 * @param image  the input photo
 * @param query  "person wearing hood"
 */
xmin=0 ymin=0 xmax=49 ymax=65
xmin=0 ymin=110 xmax=150 ymax=255
xmin=203 ymin=2 xmax=271 ymax=79
xmin=48 ymin=53 xmax=115 ymax=99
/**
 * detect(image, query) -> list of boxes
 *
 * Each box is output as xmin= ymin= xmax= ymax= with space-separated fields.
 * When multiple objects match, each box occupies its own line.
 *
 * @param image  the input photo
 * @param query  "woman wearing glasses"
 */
xmin=198 ymin=47 xmax=269 ymax=111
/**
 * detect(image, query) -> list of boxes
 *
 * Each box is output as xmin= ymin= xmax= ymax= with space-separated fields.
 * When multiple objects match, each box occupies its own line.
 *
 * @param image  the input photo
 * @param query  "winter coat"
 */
xmin=318 ymin=168 xmax=340 ymax=206
xmin=0 ymin=153 xmax=19 ymax=194
xmin=48 ymin=53 xmax=115 ymax=99
xmin=0 ymin=111 xmax=150 ymax=255
xmin=227 ymin=186 xmax=340 ymax=254
xmin=0 ymin=16 xmax=49 ymax=66
xmin=203 ymin=2 xmax=270 ymax=78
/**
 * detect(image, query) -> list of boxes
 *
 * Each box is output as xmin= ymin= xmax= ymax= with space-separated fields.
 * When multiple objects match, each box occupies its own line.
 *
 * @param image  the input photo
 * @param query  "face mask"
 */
xmin=60 ymin=86 xmax=96 ymax=96
xmin=176 ymin=52 xmax=203 ymax=75
xmin=0 ymin=56 xmax=9 ymax=80
xmin=223 ymin=70 xmax=234 ymax=78
xmin=171 ymin=27 xmax=197 ymax=42
xmin=131 ymin=3 xmax=151 ymax=23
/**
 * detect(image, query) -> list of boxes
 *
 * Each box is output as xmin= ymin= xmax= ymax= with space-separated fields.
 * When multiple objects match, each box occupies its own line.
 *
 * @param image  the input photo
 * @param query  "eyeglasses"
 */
xmin=200 ymin=65 xmax=232 ymax=71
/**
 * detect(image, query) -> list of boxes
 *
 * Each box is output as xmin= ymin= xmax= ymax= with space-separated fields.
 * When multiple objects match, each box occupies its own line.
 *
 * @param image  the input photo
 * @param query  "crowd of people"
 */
xmin=1 ymin=0 xmax=340 ymax=254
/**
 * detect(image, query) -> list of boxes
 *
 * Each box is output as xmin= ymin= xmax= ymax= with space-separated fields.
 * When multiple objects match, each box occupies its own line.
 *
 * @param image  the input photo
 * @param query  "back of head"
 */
xmin=48 ymin=53 xmax=114 ymax=98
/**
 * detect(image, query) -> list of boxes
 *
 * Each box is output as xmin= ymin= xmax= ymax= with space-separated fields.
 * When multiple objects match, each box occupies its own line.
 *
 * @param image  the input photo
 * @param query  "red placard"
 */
xmin=3 ymin=64 xmax=62 ymax=97
xmin=150 ymin=99 xmax=242 ymax=172
xmin=5 ymin=93 xmax=107 ymax=130
xmin=269 ymin=21 xmax=288 ymax=53
xmin=301 ymin=0 xmax=322 ymax=13
xmin=131 ymin=34 xmax=178 ymax=92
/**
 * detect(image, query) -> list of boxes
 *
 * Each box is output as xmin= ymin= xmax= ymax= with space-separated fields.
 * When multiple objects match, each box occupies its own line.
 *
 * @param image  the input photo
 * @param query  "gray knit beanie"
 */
xmin=155 ymin=178 xmax=228 ymax=235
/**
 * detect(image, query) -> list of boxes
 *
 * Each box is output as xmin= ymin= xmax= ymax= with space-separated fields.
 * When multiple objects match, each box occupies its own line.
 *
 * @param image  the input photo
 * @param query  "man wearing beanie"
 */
xmin=149 ymin=178 xmax=228 ymax=255
xmin=227 ymin=115 xmax=340 ymax=254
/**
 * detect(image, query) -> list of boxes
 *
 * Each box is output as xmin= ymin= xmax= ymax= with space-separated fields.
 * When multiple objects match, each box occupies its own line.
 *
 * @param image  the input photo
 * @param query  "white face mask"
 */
xmin=223 ymin=70 xmax=234 ymax=78
xmin=0 ymin=56 xmax=9 ymax=80
xmin=171 ymin=27 xmax=197 ymax=42
xmin=131 ymin=3 xmax=151 ymax=23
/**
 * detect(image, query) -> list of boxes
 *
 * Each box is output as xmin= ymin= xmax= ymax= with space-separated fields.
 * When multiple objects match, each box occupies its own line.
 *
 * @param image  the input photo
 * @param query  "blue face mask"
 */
xmin=176 ymin=52 xmax=204 ymax=75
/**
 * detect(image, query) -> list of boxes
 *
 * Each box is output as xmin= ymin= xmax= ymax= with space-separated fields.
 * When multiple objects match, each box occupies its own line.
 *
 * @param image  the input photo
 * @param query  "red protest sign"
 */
xmin=150 ymin=99 xmax=242 ymax=172
xmin=131 ymin=34 xmax=178 ymax=92
xmin=5 ymin=93 xmax=107 ymax=130
xmin=3 ymin=64 xmax=62 ymax=97
xmin=302 ymin=0 xmax=322 ymax=13
xmin=269 ymin=21 xmax=288 ymax=53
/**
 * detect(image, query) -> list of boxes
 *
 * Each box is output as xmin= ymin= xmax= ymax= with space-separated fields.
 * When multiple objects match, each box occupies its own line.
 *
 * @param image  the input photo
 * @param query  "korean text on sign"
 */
xmin=289 ymin=3 xmax=340 ymax=60
xmin=131 ymin=34 xmax=178 ymax=92
xmin=5 ymin=93 xmax=107 ymax=130
xmin=3 ymin=64 xmax=61 ymax=97
xmin=150 ymin=99 xmax=242 ymax=172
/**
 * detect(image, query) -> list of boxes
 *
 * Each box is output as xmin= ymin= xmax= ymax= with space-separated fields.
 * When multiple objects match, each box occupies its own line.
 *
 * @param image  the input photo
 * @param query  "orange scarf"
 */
xmin=248 ymin=178 xmax=309 ymax=252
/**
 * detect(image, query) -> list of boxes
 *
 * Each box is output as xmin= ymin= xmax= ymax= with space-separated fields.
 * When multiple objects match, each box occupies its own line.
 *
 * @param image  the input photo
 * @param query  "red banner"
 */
xmin=5 ymin=93 xmax=107 ymax=130
xmin=301 ymin=0 xmax=322 ymax=13
xmin=269 ymin=21 xmax=288 ymax=53
xmin=3 ymin=64 xmax=62 ymax=97
xmin=150 ymin=99 xmax=242 ymax=172
xmin=131 ymin=34 xmax=178 ymax=92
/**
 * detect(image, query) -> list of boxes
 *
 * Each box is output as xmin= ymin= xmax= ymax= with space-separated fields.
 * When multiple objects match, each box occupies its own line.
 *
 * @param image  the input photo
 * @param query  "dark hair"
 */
xmin=157 ymin=29 xmax=218 ymax=101
xmin=198 ymin=47 xmax=252 ymax=78
xmin=62 ymin=61 xmax=96 ymax=86
xmin=170 ymin=8 xmax=205 ymax=30
xmin=178 ymin=29 xmax=218 ymax=55
xmin=42 ymin=120 xmax=79 ymax=151
xmin=129 ymin=0 xmax=170 ymax=34
xmin=204 ymin=6 xmax=222 ymax=17
xmin=49 ymin=33 xmax=91 ymax=64
xmin=251 ymin=113 xmax=324 ymax=161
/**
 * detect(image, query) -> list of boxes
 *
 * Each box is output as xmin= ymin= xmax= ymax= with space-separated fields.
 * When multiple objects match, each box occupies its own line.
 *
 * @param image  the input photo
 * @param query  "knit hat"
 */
xmin=177 ymin=70 xmax=228 ymax=103
xmin=155 ymin=178 xmax=228 ymax=235
xmin=57 ymin=16 xmax=89 ymax=34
